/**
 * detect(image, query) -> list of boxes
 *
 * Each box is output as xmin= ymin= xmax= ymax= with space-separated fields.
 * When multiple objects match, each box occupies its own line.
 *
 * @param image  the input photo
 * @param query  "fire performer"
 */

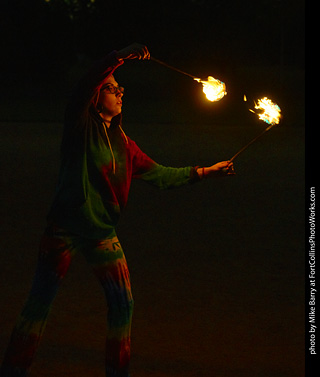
xmin=0 ymin=43 xmax=234 ymax=377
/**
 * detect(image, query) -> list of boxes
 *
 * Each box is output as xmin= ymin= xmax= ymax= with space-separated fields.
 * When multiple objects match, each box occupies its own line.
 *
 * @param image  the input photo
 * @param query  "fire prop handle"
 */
xmin=228 ymin=124 xmax=275 ymax=162
xmin=150 ymin=57 xmax=198 ymax=79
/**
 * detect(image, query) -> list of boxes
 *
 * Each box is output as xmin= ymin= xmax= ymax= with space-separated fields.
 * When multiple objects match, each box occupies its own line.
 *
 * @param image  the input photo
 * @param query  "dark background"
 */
xmin=1 ymin=0 xmax=305 ymax=72
xmin=0 ymin=1 xmax=305 ymax=376
xmin=0 ymin=0 xmax=304 ymax=125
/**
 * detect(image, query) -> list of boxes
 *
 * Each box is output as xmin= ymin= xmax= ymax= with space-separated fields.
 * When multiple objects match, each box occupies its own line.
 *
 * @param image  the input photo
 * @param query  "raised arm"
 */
xmin=65 ymin=43 xmax=150 ymax=122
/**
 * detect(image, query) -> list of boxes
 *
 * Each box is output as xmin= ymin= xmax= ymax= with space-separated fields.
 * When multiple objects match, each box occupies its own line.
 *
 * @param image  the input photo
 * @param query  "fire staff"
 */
xmin=0 ymin=43 xmax=234 ymax=377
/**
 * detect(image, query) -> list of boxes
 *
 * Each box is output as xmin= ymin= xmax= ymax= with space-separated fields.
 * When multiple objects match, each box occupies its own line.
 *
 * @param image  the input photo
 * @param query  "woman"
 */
xmin=0 ymin=43 xmax=234 ymax=377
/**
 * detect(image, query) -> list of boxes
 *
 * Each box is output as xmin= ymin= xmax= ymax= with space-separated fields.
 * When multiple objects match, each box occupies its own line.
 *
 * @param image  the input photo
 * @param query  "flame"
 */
xmin=250 ymin=97 xmax=281 ymax=125
xmin=194 ymin=76 xmax=227 ymax=102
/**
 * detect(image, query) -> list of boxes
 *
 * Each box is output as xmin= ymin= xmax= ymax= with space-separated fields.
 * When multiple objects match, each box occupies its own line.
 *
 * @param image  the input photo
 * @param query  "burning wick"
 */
xmin=151 ymin=57 xmax=226 ymax=102
xmin=227 ymin=96 xmax=281 ymax=163
xmin=194 ymin=77 xmax=227 ymax=102
xmin=247 ymin=96 xmax=281 ymax=126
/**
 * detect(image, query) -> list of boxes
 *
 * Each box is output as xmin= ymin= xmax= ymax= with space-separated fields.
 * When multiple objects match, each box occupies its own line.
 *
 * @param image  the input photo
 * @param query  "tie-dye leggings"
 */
xmin=0 ymin=225 xmax=133 ymax=377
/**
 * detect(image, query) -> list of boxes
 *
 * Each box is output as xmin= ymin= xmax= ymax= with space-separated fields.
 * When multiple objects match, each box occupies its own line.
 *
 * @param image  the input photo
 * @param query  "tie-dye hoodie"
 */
xmin=47 ymin=51 xmax=200 ymax=239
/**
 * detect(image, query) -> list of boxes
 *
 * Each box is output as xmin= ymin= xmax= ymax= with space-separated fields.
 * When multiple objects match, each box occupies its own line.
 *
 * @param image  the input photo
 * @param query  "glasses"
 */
xmin=101 ymin=83 xmax=124 ymax=94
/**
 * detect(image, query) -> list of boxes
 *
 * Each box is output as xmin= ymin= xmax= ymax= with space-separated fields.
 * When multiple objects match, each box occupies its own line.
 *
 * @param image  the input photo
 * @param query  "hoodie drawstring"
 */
xmin=119 ymin=124 xmax=128 ymax=144
xmin=102 ymin=122 xmax=129 ymax=174
xmin=102 ymin=122 xmax=116 ymax=174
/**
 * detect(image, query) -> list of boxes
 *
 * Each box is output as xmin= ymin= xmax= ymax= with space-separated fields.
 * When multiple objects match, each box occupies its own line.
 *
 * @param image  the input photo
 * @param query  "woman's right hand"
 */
xmin=116 ymin=43 xmax=150 ymax=61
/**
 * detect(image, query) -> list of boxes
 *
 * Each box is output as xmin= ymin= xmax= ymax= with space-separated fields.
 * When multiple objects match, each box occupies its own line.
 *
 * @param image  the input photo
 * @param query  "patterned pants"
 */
xmin=0 ymin=225 xmax=133 ymax=377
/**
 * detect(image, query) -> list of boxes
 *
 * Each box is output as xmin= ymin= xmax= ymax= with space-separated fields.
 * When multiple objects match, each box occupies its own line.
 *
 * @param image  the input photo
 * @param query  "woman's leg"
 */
xmin=0 ymin=226 xmax=76 ymax=377
xmin=82 ymin=235 xmax=133 ymax=377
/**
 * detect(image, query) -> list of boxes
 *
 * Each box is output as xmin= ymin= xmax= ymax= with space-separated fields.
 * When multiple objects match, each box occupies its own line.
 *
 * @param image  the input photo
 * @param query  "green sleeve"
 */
xmin=130 ymin=138 xmax=200 ymax=189
xmin=136 ymin=163 xmax=200 ymax=189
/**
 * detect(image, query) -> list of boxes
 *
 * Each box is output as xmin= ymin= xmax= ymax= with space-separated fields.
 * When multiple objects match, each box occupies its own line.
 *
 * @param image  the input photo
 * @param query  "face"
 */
xmin=97 ymin=75 xmax=124 ymax=121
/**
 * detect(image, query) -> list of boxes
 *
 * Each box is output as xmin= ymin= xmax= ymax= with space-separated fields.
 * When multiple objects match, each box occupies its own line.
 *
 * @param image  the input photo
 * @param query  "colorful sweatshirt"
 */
xmin=47 ymin=51 xmax=200 ymax=239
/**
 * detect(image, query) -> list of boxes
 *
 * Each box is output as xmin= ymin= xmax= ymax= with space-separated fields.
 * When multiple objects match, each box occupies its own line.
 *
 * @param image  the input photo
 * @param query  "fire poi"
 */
xmin=150 ymin=57 xmax=281 ymax=164
xmin=151 ymin=57 xmax=227 ymax=102
xmin=228 ymin=96 xmax=282 ymax=162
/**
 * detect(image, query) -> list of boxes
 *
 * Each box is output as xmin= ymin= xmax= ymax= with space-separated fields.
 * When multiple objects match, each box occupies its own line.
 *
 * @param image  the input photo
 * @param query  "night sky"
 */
xmin=1 ymin=0 xmax=304 ymax=91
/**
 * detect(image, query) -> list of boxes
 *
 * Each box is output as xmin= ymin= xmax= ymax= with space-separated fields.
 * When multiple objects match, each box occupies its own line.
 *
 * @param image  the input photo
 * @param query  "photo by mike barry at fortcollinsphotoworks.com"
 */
xmin=307 ymin=186 xmax=316 ymax=361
